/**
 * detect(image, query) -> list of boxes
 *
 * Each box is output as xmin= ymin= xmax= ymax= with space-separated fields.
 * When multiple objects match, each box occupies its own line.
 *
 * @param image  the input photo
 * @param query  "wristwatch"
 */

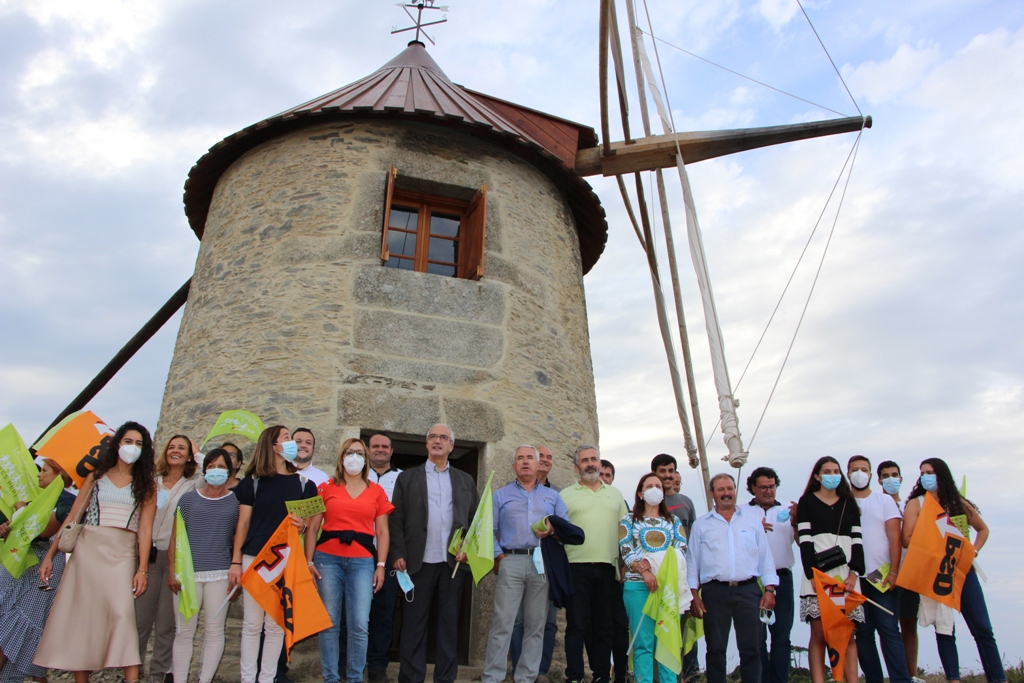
xmin=765 ymin=586 xmax=776 ymax=594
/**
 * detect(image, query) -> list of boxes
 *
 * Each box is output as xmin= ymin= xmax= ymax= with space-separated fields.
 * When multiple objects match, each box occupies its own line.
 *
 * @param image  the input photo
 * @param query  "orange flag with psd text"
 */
xmin=812 ymin=569 xmax=867 ymax=682
xmin=241 ymin=518 xmax=332 ymax=660
xmin=895 ymin=493 xmax=975 ymax=610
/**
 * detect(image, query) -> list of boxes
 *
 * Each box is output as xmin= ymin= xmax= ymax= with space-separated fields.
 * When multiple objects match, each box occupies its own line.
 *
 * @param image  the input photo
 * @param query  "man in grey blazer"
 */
xmin=390 ymin=423 xmax=480 ymax=683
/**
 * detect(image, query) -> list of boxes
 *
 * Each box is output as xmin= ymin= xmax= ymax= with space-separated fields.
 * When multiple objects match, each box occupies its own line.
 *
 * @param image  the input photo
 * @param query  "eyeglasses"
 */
xmin=426 ymin=434 xmax=451 ymax=442
xmin=754 ymin=484 xmax=777 ymax=492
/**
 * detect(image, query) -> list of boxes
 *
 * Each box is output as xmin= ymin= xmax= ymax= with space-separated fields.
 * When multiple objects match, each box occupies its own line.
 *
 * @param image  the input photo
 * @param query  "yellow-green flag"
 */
xmin=0 ymin=424 xmax=44 ymax=519
xmin=642 ymin=549 xmax=684 ymax=674
xmin=683 ymin=610 xmax=704 ymax=656
xmin=461 ymin=471 xmax=495 ymax=585
xmin=174 ymin=509 xmax=200 ymax=622
xmin=202 ymin=410 xmax=265 ymax=447
xmin=0 ymin=478 xmax=63 ymax=578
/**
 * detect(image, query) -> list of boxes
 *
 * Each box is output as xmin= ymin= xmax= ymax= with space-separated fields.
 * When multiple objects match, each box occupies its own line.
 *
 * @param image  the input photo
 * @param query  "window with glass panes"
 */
xmin=380 ymin=167 xmax=488 ymax=280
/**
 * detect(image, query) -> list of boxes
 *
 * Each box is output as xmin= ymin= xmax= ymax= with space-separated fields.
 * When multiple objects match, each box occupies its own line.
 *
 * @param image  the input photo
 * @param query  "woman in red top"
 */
xmin=306 ymin=437 xmax=393 ymax=683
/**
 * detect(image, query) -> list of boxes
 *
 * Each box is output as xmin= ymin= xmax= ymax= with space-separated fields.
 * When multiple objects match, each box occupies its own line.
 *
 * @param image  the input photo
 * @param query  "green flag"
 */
xmin=461 ymin=471 xmax=495 ymax=585
xmin=0 ymin=478 xmax=63 ymax=578
xmin=202 ymin=410 xmax=265 ymax=447
xmin=174 ymin=508 xmax=200 ymax=622
xmin=683 ymin=610 xmax=704 ymax=656
xmin=959 ymin=475 xmax=967 ymax=498
xmin=447 ymin=527 xmax=465 ymax=557
xmin=642 ymin=549 xmax=684 ymax=674
xmin=0 ymin=424 xmax=44 ymax=519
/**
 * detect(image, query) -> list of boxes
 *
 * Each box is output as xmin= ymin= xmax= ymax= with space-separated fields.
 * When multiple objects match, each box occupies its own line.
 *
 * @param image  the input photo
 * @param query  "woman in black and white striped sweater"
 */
xmin=796 ymin=456 xmax=866 ymax=683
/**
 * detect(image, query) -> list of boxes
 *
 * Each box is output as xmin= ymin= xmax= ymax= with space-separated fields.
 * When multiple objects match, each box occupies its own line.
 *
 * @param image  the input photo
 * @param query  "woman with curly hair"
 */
xmin=34 ymin=421 xmax=159 ymax=683
xmin=795 ymin=456 xmax=865 ymax=683
xmin=618 ymin=472 xmax=689 ymax=683
xmin=136 ymin=434 xmax=201 ymax=683
xmin=902 ymin=458 xmax=1005 ymax=683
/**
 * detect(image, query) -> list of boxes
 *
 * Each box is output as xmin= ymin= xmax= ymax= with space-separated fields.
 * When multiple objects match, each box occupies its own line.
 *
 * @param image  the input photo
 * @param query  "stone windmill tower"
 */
xmin=156 ymin=40 xmax=608 ymax=659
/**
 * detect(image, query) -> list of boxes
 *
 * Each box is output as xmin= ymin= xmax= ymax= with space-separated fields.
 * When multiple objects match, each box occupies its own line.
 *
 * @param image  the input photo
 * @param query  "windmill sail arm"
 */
xmin=575 ymin=115 xmax=871 ymax=177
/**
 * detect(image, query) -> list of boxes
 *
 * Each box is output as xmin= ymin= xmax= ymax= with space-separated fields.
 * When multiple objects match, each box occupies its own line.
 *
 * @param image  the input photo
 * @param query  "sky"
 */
xmin=2 ymin=0 xmax=1023 ymax=672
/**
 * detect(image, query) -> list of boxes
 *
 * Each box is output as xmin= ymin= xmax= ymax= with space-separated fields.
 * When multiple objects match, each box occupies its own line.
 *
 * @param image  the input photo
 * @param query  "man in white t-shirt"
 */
xmin=365 ymin=432 xmax=402 ymax=682
xmin=848 ymin=455 xmax=911 ymax=683
xmin=291 ymin=427 xmax=329 ymax=486
xmin=746 ymin=466 xmax=796 ymax=683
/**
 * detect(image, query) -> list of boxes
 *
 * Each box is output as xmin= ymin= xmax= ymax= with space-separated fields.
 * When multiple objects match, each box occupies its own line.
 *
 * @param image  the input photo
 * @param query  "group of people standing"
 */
xmin=0 ymin=418 xmax=1006 ymax=683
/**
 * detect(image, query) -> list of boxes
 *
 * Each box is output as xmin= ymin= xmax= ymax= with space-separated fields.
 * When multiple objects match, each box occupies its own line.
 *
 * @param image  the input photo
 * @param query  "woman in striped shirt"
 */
xmin=168 ymin=448 xmax=240 ymax=683
xmin=796 ymin=456 xmax=865 ymax=683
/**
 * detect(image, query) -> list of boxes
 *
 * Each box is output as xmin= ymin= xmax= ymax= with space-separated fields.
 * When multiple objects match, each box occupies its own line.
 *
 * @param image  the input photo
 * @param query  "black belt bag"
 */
xmin=316 ymin=530 xmax=377 ymax=559
xmin=813 ymin=499 xmax=848 ymax=572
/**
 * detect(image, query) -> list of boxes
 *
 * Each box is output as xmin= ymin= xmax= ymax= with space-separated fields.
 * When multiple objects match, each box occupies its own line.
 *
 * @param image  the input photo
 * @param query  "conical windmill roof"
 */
xmin=183 ymin=42 xmax=607 ymax=273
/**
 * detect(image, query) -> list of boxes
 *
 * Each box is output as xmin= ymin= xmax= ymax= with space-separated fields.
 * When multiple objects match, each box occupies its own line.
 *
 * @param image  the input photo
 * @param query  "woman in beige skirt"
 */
xmin=34 ymin=420 xmax=159 ymax=683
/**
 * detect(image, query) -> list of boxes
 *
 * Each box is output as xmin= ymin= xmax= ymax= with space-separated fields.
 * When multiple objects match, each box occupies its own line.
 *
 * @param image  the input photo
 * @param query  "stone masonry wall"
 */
xmin=156 ymin=119 xmax=600 ymax=664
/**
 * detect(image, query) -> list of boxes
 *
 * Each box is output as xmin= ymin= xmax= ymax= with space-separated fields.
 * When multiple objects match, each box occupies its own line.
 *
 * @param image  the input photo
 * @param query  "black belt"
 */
xmin=707 ymin=577 xmax=758 ymax=587
xmin=503 ymin=547 xmax=536 ymax=555
xmin=777 ymin=568 xmax=791 ymax=576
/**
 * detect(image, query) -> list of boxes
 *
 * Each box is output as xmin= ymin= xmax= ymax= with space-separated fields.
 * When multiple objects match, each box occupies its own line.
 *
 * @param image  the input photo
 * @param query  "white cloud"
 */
xmin=845 ymin=42 xmax=941 ymax=105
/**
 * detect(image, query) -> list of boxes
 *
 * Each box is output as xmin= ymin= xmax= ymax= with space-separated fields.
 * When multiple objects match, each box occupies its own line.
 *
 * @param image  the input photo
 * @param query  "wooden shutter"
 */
xmin=380 ymin=166 xmax=398 ymax=262
xmin=459 ymin=184 xmax=487 ymax=280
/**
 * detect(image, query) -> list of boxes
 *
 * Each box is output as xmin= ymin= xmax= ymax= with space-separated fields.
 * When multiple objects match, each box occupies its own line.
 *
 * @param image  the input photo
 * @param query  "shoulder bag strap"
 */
xmin=833 ymin=499 xmax=848 ymax=546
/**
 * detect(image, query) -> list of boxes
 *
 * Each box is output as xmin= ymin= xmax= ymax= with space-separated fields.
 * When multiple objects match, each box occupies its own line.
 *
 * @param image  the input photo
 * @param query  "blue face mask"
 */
xmin=532 ymin=547 xmax=545 ymax=575
xmin=920 ymin=473 xmax=938 ymax=492
xmin=820 ymin=474 xmax=842 ymax=491
xmin=881 ymin=477 xmax=902 ymax=495
xmin=759 ymin=608 xmax=776 ymax=625
xmin=205 ymin=468 xmax=229 ymax=486
xmin=280 ymin=440 xmax=299 ymax=462
xmin=394 ymin=570 xmax=414 ymax=601
xmin=775 ymin=508 xmax=791 ymax=523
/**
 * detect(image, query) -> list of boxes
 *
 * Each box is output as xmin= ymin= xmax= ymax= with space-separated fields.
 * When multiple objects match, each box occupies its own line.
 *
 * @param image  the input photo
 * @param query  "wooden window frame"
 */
xmin=381 ymin=167 xmax=487 ymax=280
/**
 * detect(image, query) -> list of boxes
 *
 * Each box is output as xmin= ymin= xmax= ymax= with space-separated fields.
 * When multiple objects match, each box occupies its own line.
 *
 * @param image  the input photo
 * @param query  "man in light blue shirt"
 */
xmin=481 ymin=445 xmax=568 ymax=683
xmin=688 ymin=473 xmax=778 ymax=683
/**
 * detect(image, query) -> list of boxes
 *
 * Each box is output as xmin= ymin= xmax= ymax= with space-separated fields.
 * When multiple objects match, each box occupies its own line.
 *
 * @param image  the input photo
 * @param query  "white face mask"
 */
xmin=849 ymin=471 xmax=871 ymax=490
xmin=643 ymin=487 xmax=664 ymax=506
xmin=118 ymin=444 xmax=142 ymax=465
xmin=343 ymin=454 xmax=365 ymax=475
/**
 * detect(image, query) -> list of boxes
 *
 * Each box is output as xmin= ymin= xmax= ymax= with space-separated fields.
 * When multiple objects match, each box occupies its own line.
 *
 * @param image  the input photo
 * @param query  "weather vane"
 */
xmin=392 ymin=1 xmax=448 ymax=45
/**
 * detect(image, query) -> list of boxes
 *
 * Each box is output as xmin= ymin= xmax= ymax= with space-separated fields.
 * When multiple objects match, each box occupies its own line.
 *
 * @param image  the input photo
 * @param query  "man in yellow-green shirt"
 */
xmin=559 ymin=446 xmax=628 ymax=683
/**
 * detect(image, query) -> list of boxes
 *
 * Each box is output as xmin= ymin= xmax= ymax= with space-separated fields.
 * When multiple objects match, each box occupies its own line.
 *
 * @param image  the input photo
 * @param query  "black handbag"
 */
xmin=812 ymin=500 xmax=848 ymax=572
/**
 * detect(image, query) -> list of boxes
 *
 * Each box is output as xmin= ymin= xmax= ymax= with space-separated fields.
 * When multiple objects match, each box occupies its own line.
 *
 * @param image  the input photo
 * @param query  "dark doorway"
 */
xmin=360 ymin=430 xmax=481 ymax=666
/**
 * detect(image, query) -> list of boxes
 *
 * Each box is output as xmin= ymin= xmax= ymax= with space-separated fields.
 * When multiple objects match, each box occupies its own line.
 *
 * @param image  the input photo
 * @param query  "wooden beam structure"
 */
xmin=575 ymin=114 xmax=871 ymax=177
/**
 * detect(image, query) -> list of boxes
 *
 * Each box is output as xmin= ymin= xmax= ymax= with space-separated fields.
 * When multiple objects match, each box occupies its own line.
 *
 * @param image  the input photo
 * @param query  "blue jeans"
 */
xmin=935 ymin=568 xmax=1006 ymax=683
xmin=624 ymin=582 xmax=676 ymax=683
xmin=856 ymin=579 xmax=911 ymax=683
xmin=315 ymin=552 xmax=376 ymax=683
xmin=510 ymin=598 xmax=557 ymax=676
xmin=760 ymin=569 xmax=794 ymax=683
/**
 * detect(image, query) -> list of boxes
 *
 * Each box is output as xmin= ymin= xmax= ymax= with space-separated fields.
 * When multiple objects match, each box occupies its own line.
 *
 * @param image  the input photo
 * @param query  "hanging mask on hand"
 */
xmin=394 ymin=570 xmax=415 ymax=602
xmin=532 ymin=547 xmax=545 ymax=575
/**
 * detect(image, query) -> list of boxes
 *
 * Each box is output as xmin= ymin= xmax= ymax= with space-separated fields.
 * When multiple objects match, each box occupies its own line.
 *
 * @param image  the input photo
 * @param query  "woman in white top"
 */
xmin=136 ymin=434 xmax=200 ymax=683
xmin=34 ymin=421 xmax=159 ymax=683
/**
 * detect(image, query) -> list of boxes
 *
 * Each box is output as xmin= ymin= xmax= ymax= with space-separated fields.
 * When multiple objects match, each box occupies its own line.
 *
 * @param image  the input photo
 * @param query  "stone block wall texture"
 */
xmin=156 ymin=120 xmax=600 ymax=664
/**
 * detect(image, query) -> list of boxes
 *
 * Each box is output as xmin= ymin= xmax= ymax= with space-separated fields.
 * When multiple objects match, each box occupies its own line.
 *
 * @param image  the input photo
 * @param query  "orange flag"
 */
xmin=896 ymin=494 xmax=976 ymax=610
xmin=32 ymin=411 xmax=114 ymax=487
xmin=812 ymin=569 xmax=867 ymax=682
xmin=241 ymin=518 xmax=332 ymax=660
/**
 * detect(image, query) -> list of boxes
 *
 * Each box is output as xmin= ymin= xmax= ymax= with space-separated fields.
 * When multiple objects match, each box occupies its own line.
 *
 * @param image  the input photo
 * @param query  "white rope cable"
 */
xmin=745 ymin=131 xmax=863 ymax=450
xmin=637 ymin=29 xmax=849 ymax=118
xmin=796 ymin=0 xmax=862 ymax=116
xmin=701 ymin=136 xmax=864 ymax=450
